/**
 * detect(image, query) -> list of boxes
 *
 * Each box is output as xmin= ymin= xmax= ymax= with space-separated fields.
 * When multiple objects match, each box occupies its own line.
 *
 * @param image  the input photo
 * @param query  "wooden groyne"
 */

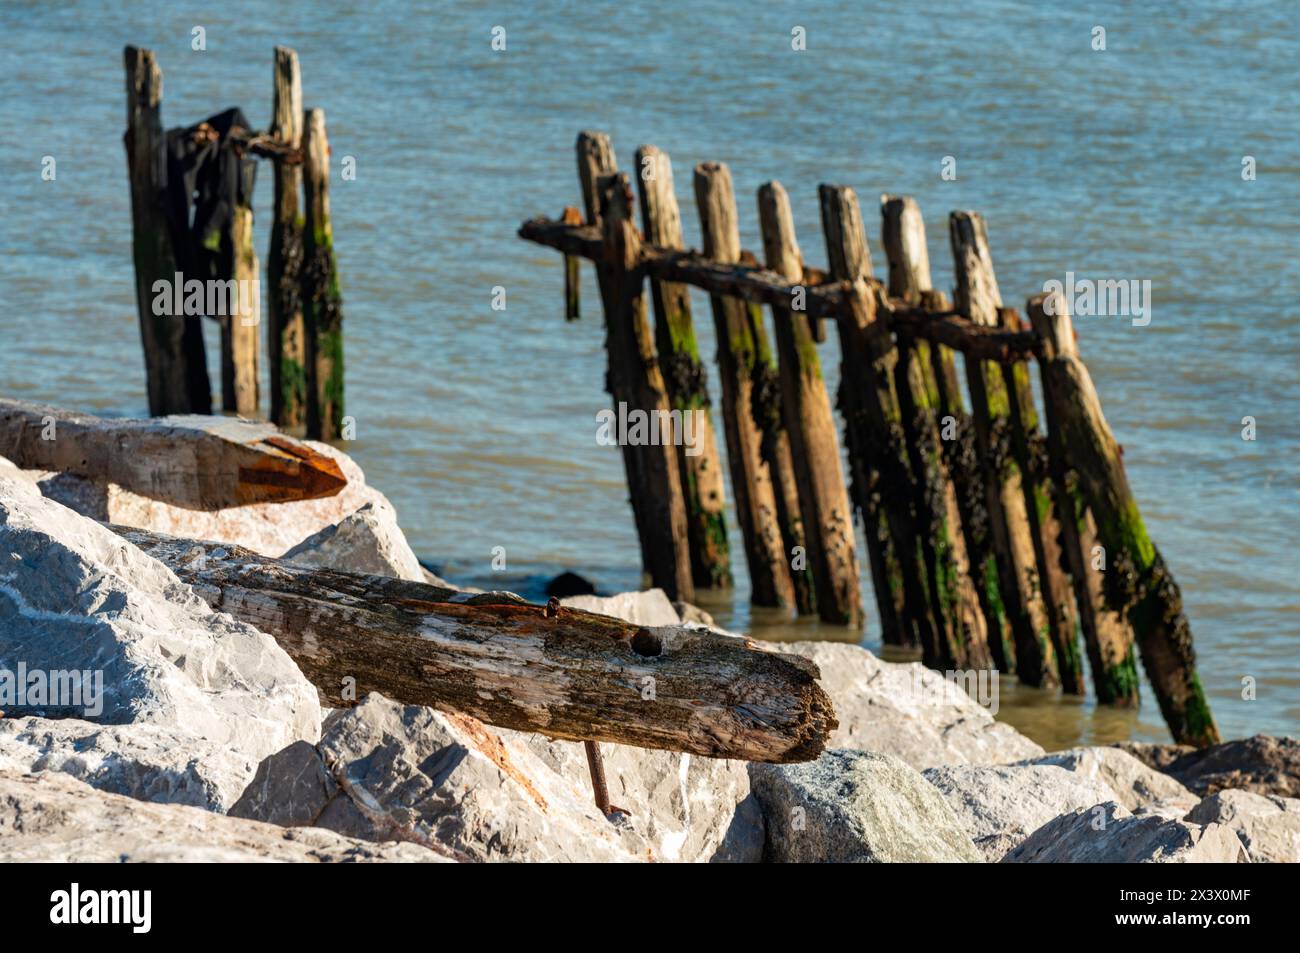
xmin=123 ymin=45 xmax=344 ymax=440
xmin=520 ymin=132 xmax=1220 ymax=746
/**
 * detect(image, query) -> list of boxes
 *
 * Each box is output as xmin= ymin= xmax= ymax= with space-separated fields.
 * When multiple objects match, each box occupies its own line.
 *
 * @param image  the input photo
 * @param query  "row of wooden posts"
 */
xmin=123 ymin=45 xmax=345 ymax=438
xmin=519 ymin=132 xmax=1219 ymax=747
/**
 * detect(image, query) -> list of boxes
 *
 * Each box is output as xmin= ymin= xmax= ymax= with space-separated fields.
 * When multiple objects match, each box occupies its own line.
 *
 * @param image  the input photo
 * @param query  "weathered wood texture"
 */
xmin=561 ymin=205 xmax=583 ymax=321
xmin=268 ymin=46 xmax=307 ymax=428
xmin=118 ymin=529 xmax=837 ymax=762
xmin=222 ymin=161 xmax=260 ymax=417
xmin=596 ymin=172 xmax=695 ymax=603
xmin=880 ymin=196 xmax=991 ymax=669
xmin=302 ymin=108 xmax=345 ymax=440
xmin=758 ymin=181 xmax=861 ymax=626
xmin=951 ymin=211 xmax=1058 ymax=687
xmin=694 ymin=162 xmax=798 ymax=610
xmin=1027 ymin=293 xmax=1140 ymax=705
xmin=124 ymin=46 xmax=208 ymax=417
xmin=0 ymin=398 xmax=346 ymax=509
xmin=635 ymin=146 xmax=731 ymax=591
xmin=997 ymin=304 xmax=1084 ymax=693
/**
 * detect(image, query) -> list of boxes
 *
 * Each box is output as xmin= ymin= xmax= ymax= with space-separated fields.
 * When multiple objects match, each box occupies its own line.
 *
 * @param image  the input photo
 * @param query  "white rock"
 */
xmin=283 ymin=498 xmax=425 ymax=581
xmin=0 ymin=716 xmax=258 ymax=812
xmin=1002 ymin=801 xmax=1249 ymax=863
xmin=1184 ymin=789 xmax=1300 ymax=863
xmin=1020 ymin=745 xmax=1197 ymax=813
xmin=0 ymin=481 xmax=320 ymax=776
xmin=0 ymin=770 xmax=445 ymax=862
xmin=778 ymin=642 xmax=1043 ymax=769
xmin=561 ymin=589 xmax=682 ymax=627
xmin=232 ymin=694 xmax=761 ymax=863
xmin=750 ymin=749 xmax=982 ymax=862
xmin=923 ymin=763 xmax=1120 ymax=861
xmin=27 ymin=442 xmax=390 ymax=557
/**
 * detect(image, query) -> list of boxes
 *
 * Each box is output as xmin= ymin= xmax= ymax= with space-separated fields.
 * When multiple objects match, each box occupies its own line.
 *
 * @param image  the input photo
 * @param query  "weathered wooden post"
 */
xmin=302 ymin=108 xmax=345 ymax=440
xmin=693 ymin=162 xmax=797 ymax=610
xmin=635 ymin=145 xmax=732 ymax=591
xmin=222 ymin=156 xmax=260 ymax=417
xmin=882 ymin=195 xmax=1013 ymax=668
xmin=124 ymin=46 xmax=208 ymax=416
xmin=950 ymin=211 xmax=1058 ymax=687
xmin=819 ymin=185 xmax=935 ymax=654
xmin=1028 ymin=292 xmax=1217 ymax=744
xmin=994 ymin=304 xmax=1085 ymax=693
xmin=878 ymin=196 xmax=991 ymax=668
xmin=561 ymin=205 xmax=583 ymax=321
xmin=268 ymin=46 xmax=306 ymax=428
xmin=757 ymin=181 xmax=861 ymax=627
xmin=1028 ymin=293 xmax=1141 ymax=706
xmin=595 ymin=172 xmax=695 ymax=602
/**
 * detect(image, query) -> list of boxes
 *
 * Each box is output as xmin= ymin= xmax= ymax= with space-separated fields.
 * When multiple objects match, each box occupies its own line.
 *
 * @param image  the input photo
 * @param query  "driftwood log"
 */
xmin=0 ymin=399 xmax=346 ymax=509
xmin=116 ymin=528 xmax=837 ymax=762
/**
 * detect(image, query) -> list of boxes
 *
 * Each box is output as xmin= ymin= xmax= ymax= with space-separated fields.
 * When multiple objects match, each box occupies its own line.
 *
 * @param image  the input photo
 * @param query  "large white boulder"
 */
xmin=231 ymin=693 xmax=761 ymax=863
xmin=0 ymin=770 xmax=445 ymax=862
xmin=749 ymin=749 xmax=982 ymax=862
xmin=1019 ymin=745 xmax=1197 ymax=813
xmin=283 ymin=498 xmax=426 ymax=581
xmin=923 ymin=763 xmax=1120 ymax=861
xmin=777 ymin=642 xmax=1043 ymax=769
xmin=1184 ymin=789 xmax=1300 ymax=863
xmin=0 ymin=479 xmax=320 ymax=789
xmin=1002 ymin=801 xmax=1249 ymax=863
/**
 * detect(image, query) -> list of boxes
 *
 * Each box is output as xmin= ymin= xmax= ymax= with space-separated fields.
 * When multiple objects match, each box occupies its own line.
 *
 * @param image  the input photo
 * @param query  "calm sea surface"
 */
xmin=1 ymin=1 xmax=1295 ymax=748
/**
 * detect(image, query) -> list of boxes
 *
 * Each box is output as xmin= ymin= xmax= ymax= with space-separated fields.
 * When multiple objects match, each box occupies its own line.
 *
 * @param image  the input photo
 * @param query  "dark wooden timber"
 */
xmin=951 ymin=211 xmax=1058 ymax=688
xmin=562 ymin=205 xmax=583 ymax=321
xmin=118 ymin=529 xmax=837 ymax=762
xmin=997 ymin=304 xmax=1085 ymax=693
xmin=124 ymin=46 xmax=209 ymax=416
xmin=0 ymin=398 xmax=346 ymax=509
xmin=758 ymin=181 xmax=861 ymax=626
xmin=222 ymin=153 xmax=260 ymax=416
xmin=693 ymin=162 xmax=798 ymax=610
xmin=635 ymin=145 xmax=731 ymax=591
xmin=268 ymin=46 xmax=307 ymax=428
xmin=596 ymin=172 xmax=695 ymax=602
xmin=302 ymin=108 xmax=345 ymax=440
xmin=1025 ymin=293 xmax=1143 ymax=713
xmin=880 ymin=196 xmax=992 ymax=669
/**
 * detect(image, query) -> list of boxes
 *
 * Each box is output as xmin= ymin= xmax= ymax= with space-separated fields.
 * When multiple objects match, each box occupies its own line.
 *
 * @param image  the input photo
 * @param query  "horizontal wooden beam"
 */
xmin=117 ymin=528 xmax=838 ymax=763
xmin=519 ymin=217 xmax=1040 ymax=360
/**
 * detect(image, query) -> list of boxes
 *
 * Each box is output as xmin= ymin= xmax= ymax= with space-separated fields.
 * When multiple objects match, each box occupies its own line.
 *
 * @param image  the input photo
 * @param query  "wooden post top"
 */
xmin=693 ymin=162 xmax=741 ymax=264
xmin=818 ymin=184 xmax=872 ymax=282
xmin=881 ymin=194 xmax=932 ymax=303
xmin=950 ymin=210 xmax=1003 ymax=327
xmin=1027 ymin=291 xmax=1078 ymax=361
xmin=634 ymin=145 xmax=684 ymax=247
xmin=577 ymin=131 xmax=616 ymax=225
xmin=271 ymin=47 xmax=302 ymax=148
xmin=597 ymin=172 xmax=641 ymax=269
xmin=757 ymin=181 xmax=802 ymax=281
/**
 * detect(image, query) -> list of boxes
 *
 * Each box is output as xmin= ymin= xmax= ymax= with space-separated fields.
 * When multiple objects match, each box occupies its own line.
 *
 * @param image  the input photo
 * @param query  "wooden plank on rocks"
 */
xmin=117 ymin=529 xmax=838 ymax=762
xmin=0 ymin=398 xmax=346 ymax=510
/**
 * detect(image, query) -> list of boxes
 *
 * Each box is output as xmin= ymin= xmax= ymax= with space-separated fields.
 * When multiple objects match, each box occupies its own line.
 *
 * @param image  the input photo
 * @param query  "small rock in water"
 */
xmin=545 ymin=570 xmax=597 ymax=598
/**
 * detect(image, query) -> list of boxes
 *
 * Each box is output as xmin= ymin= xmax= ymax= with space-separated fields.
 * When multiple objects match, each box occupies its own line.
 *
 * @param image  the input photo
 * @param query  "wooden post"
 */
xmin=1027 ymin=293 xmax=1141 ymax=706
xmin=882 ymin=196 xmax=1013 ymax=667
xmin=124 ymin=46 xmax=208 ymax=416
xmin=1028 ymin=293 xmax=1217 ymax=745
xmin=819 ymin=185 xmax=935 ymax=653
xmin=222 ymin=157 xmax=260 ymax=416
xmin=596 ymin=172 xmax=695 ymax=602
xmin=879 ymin=196 xmax=991 ymax=668
xmin=693 ymin=162 xmax=796 ymax=610
xmin=268 ymin=46 xmax=307 ymax=428
xmin=561 ymin=206 xmax=583 ymax=321
xmin=995 ymin=304 xmax=1085 ymax=693
xmin=757 ymin=181 xmax=861 ymax=627
xmin=635 ymin=145 xmax=732 ymax=591
xmin=302 ymin=108 xmax=345 ymax=440
xmin=950 ymin=211 xmax=1058 ymax=688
